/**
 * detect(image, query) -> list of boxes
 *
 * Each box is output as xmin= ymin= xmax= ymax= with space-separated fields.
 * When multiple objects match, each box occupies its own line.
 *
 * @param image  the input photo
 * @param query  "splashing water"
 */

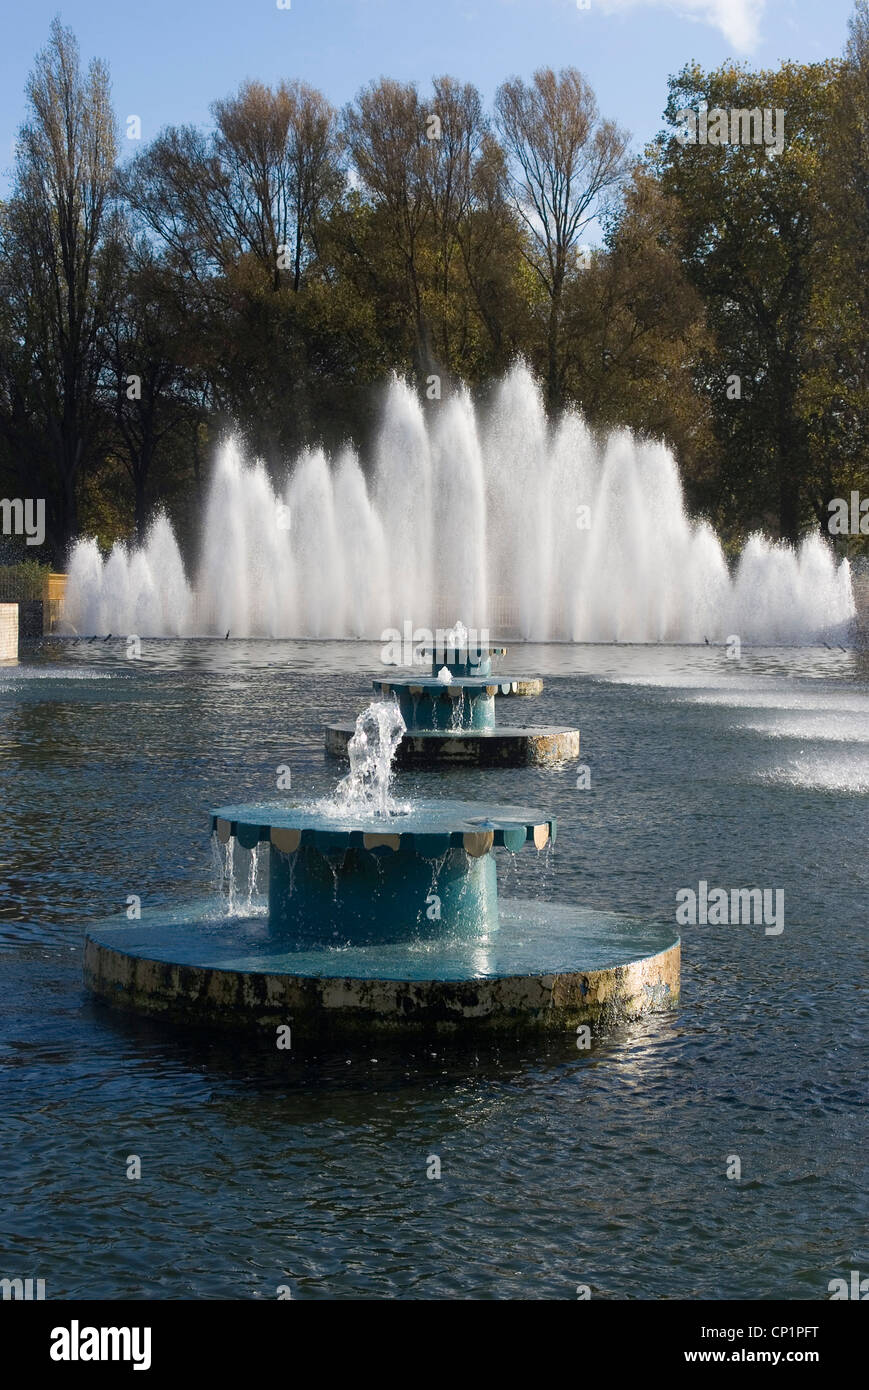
xmin=64 ymin=365 xmax=856 ymax=643
xmin=330 ymin=700 xmax=408 ymax=819
xmin=450 ymin=691 xmax=466 ymax=731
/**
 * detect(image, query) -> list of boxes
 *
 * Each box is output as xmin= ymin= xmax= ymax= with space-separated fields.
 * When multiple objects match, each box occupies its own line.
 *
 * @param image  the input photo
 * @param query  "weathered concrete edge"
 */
xmin=495 ymin=678 xmax=544 ymax=697
xmin=83 ymin=935 xmax=679 ymax=1039
xmin=324 ymin=724 xmax=579 ymax=766
xmin=0 ymin=602 xmax=18 ymax=664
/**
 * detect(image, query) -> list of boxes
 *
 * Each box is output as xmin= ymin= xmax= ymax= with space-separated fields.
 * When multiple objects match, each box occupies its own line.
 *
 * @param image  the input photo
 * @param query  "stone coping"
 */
xmin=375 ymin=677 xmax=498 ymax=697
xmin=83 ymin=899 xmax=680 ymax=1038
xmin=325 ymin=723 xmax=579 ymax=767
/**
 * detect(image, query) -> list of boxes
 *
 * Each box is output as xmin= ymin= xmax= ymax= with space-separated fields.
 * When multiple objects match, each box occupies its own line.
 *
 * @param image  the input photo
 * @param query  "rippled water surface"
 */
xmin=1 ymin=639 xmax=866 ymax=1298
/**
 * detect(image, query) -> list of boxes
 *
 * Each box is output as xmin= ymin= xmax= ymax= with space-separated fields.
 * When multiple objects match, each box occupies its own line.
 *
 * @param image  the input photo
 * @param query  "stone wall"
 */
xmin=0 ymin=602 xmax=18 ymax=663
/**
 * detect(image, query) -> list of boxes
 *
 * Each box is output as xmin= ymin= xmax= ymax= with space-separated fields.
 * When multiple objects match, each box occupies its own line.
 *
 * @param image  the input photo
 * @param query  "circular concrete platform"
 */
xmin=83 ymin=899 xmax=679 ymax=1040
xmin=325 ymin=723 xmax=579 ymax=766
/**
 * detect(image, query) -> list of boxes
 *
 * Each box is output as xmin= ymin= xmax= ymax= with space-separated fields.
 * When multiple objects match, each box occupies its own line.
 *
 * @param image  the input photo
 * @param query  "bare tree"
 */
xmin=343 ymin=79 xmax=432 ymax=372
xmin=286 ymin=83 xmax=343 ymax=291
xmin=4 ymin=19 xmax=118 ymax=549
xmin=126 ymin=81 xmax=341 ymax=292
xmin=213 ymin=80 xmax=341 ymax=290
xmin=496 ymin=67 xmax=629 ymax=408
xmin=423 ymin=77 xmax=489 ymax=366
xmin=121 ymin=125 xmax=222 ymax=284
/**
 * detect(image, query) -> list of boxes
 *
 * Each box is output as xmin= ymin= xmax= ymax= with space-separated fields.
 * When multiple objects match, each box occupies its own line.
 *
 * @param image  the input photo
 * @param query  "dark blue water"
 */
xmin=1 ymin=640 xmax=866 ymax=1298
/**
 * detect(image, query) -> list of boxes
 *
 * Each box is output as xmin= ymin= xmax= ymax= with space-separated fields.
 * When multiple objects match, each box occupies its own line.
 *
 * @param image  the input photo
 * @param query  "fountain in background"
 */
xmin=83 ymin=701 xmax=679 ymax=1039
xmin=326 ymin=624 xmax=579 ymax=766
xmin=65 ymin=365 xmax=856 ymax=645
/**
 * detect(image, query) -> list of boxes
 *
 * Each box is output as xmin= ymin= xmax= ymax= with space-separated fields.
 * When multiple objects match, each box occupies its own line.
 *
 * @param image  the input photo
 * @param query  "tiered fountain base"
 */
xmin=325 ymin=673 xmax=578 ymax=766
xmin=83 ymin=902 xmax=679 ymax=1038
xmin=83 ymin=799 xmax=678 ymax=1040
xmin=325 ymin=721 xmax=578 ymax=766
xmin=417 ymin=643 xmax=544 ymax=697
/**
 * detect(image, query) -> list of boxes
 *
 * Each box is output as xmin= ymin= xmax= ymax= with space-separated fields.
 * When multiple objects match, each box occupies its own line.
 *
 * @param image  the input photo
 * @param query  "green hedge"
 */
xmin=0 ymin=562 xmax=50 ymax=601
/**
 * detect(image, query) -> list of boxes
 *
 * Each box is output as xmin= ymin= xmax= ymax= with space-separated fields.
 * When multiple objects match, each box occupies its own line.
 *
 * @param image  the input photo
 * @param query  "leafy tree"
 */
xmin=659 ymin=59 xmax=842 ymax=542
xmin=560 ymin=165 xmax=716 ymax=508
xmin=342 ymin=79 xmax=434 ymax=376
xmin=103 ymin=233 xmax=202 ymax=541
xmin=801 ymin=1 xmax=869 ymax=549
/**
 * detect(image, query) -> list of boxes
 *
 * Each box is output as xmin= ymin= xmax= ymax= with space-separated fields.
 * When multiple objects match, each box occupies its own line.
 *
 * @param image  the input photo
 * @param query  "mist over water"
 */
xmin=66 ymin=365 xmax=855 ymax=643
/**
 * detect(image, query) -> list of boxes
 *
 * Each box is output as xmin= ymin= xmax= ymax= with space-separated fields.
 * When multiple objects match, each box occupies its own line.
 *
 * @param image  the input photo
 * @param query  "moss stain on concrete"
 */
xmin=83 ymin=936 xmax=679 ymax=1041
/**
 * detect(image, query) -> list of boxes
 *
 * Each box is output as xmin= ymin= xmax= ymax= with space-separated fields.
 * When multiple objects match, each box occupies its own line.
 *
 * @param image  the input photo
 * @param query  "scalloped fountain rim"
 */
xmin=211 ymin=797 xmax=555 ymax=856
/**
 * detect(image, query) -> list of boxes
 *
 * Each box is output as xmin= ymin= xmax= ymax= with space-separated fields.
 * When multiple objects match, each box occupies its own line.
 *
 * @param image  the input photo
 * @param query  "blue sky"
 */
xmin=0 ymin=0 xmax=858 ymax=198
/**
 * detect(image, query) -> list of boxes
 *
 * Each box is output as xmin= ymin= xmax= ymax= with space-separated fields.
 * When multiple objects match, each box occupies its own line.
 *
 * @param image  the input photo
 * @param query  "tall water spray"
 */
xmin=65 ymin=364 xmax=856 ymax=644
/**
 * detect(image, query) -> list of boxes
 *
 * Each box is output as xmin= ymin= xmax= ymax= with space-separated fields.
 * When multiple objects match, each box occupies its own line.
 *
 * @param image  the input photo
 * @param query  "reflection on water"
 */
xmin=0 ymin=639 xmax=866 ymax=1298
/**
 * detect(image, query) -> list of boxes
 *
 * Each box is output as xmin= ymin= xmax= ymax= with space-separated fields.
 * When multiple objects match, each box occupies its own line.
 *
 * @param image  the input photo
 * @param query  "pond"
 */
xmin=0 ymin=639 xmax=865 ymax=1298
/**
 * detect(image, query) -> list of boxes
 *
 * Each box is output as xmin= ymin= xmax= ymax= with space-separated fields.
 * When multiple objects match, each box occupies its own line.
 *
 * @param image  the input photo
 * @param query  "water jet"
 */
xmin=325 ymin=625 xmax=577 ymax=766
xmin=64 ymin=366 xmax=855 ymax=644
xmin=83 ymin=702 xmax=678 ymax=1040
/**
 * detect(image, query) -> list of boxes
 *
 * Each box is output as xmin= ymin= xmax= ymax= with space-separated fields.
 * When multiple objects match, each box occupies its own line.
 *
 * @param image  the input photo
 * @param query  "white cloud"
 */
xmin=596 ymin=0 xmax=765 ymax=53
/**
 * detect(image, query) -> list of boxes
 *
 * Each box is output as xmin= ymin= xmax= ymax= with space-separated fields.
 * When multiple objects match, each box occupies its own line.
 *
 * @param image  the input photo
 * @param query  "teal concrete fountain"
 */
xmin=325 ymin=626 xmax=576 ymax=766
xmin=210 ymin=798 xmax=549 ymax=945
xmin=417 ymin=639 xmax=543 ymax=694
xmin=83 ymin=701 xmax=678 ymax=1040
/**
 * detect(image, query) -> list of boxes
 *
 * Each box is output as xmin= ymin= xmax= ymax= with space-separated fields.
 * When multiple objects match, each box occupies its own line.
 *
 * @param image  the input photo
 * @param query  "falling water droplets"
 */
xmin=329 ymin=699 xmax=408 ymax=818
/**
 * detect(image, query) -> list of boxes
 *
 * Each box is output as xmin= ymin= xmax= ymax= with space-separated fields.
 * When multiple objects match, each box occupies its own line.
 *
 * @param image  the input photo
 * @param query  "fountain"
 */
xmin=326 ymin=622 xmax=577 ymax=765
xmin=411 ymin=627 xmax=543 ymax=695
xmin=83 ymin=702 xmax=679 ymax=1039
xmin=63 ymin=365 xmax=856 ymax=644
